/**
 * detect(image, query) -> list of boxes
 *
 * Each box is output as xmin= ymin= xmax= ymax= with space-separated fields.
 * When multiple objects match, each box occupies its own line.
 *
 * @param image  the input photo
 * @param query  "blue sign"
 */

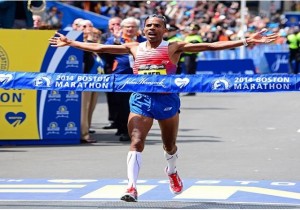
xmin=38 ymin=30 xmax=83 ymax=142
xmin=46 ymin=1 xmax=109 ymax=30
xmin=284 ymin=12 xmax=300 ymax=27
xmin=264 ymin=52 xmax=290 ymax=73
xmin=197 ymin=59 xmax=256 ymax=74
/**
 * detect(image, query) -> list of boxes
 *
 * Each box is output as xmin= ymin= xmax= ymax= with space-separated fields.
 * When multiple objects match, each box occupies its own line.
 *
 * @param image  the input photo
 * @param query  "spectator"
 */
xmin=105 ymin=17 xmax=146 ymax=141
xmin=43 ymin=6 xmax=62 ymax=29
xmin=165 ymin=25 xmax=184 ymax=74
xmin=182 ymin=24 xmax=202 ymax=96
xmin=274 ymin=29 xmax=287 ymax=44
xmin=72 ymin=18 xmax=84 ymax=31
xmin=87 ymin=27 xmax=104 ymax=134
xmin=101 ymin=16 xmax=122 ymax=130
xmin=101 ymin=16 xmax=122 ymax=44
xmin=32 ymin=14 xmax=42 ymax=29
xmin=77 ymin=19 xmax=102 ymax=143
xmin=0 ymin=0 xmax=44 ymax=29
xmin=91 ymin=27 xmax=102 ymax=43
xmin=287 ymin=27 xmax=300 ymax=74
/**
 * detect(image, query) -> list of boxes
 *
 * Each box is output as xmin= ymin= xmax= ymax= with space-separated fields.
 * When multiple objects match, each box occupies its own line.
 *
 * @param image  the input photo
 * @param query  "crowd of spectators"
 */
xmin=58 ymin=1 xmax=299 ymax=44
xmin=2 ymin=1 xmax=300 ymax=44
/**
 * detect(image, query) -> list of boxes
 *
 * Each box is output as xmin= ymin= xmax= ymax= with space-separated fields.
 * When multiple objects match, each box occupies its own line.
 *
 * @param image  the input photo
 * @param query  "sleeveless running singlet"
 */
xmin=133 ymin=40 xmax=177 ymax=75
xmin=129 ymin=40 xmax=181 ymax=120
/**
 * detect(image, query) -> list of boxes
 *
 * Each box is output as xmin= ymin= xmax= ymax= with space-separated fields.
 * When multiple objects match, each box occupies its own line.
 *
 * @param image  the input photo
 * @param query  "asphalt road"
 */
xmin=2 ymin=92 xmax=300 ymax=180
xmin=1 ymin=92 xmax=300 ymax=209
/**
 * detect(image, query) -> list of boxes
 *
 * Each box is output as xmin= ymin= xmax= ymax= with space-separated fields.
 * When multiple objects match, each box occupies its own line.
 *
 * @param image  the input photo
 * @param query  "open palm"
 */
xmin=49 ymin=32 xmax=70 ymax=47
xmin=249 ymin=29 xmax=278 ymax=44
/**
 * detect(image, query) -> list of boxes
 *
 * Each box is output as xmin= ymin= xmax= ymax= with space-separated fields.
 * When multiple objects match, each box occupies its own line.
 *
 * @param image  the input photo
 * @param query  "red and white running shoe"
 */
xmin=165 ymin=167 xmax=183 ymax=194
xmin=120 ymin=186 xmax=138 ymax=202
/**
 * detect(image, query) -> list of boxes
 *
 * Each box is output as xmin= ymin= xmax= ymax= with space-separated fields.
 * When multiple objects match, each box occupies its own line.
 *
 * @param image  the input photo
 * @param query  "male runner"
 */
xmin=49 ymin=14 xmax=278 ymax=202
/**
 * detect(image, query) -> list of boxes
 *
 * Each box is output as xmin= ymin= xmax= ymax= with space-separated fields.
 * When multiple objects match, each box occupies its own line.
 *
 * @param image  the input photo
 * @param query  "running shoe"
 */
xmin=120 ymin=186 xmax=138 ymax=202
xmin=165 ymin=167 xmax=183 ymax=194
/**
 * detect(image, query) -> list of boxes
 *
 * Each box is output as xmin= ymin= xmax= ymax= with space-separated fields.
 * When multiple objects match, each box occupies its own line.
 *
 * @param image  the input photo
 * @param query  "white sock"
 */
xmin=127 ymin=151 xmax=142 ymax=189
xmin=164 ymin=150 xmax=178 ymax=175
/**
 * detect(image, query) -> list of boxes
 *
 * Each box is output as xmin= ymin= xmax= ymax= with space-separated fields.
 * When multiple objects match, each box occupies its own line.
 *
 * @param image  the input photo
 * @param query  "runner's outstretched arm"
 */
xmin=178 ymin=28 xmax=278 ymax=53
xmin=49 ymin=32 xmax=131 ymax=54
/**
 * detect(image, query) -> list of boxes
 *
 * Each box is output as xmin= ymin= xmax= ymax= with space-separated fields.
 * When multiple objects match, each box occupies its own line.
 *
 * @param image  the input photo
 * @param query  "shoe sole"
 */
xmin=169 ymin=185 xmax=183 ymax=195
xmin=120 ymin=194 xmax=137 ymax=202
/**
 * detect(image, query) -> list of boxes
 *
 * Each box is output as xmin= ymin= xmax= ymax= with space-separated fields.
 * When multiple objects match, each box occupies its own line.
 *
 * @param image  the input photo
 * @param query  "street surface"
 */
xmin=1 ymin=92 xmax=300 ymax=209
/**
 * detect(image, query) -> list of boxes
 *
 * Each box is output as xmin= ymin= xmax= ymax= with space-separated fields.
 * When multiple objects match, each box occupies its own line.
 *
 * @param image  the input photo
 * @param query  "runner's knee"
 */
xmin=163 ymin=144 xmax=177 ymax=155
xmin=130 ymin=138 xmax=145 ymax=152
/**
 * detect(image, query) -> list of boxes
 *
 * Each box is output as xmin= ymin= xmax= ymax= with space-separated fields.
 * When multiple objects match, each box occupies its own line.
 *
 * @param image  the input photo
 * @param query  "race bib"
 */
xmin=138 ymin=64 xmax=167 ymax=75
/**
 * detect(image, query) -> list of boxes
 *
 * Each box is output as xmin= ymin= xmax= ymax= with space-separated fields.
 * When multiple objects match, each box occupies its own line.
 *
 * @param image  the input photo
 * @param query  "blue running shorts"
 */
xmin=129 ymin=93 xmax=180 ymax=120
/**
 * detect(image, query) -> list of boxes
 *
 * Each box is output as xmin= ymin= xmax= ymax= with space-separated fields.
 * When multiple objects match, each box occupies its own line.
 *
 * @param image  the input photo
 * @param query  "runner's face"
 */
xmin=143 ymin=17 xmax=167 ymax=42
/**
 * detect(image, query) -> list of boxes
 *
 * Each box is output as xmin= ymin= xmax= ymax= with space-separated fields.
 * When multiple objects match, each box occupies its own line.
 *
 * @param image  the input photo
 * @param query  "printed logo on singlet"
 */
xmin=138 ymin=64 xmax=167 ymax=75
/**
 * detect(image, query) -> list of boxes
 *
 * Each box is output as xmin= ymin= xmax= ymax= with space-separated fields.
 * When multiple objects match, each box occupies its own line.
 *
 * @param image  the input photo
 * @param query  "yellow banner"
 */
xmin=0 ymin=29 xmax=55 ymax=139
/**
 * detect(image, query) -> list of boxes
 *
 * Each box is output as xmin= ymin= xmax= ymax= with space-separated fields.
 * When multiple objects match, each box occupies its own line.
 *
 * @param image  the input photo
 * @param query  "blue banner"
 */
xmin=46 ymin=1 xmax=109 ymax=30
xmin=202 ymin=74 xmax=296 ymax=92
xmin=1 ymin=72 xmax=299 ymax=93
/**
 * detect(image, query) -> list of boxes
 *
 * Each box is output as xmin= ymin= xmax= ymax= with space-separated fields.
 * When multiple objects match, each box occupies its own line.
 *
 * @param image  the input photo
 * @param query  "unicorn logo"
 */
xmin=33 ymin=75 xmax=52 ymax=87
xmin=211 ymin=78 xmax=230 ymax=91
xmin=0 ymin=73 xmax=13 ymax=86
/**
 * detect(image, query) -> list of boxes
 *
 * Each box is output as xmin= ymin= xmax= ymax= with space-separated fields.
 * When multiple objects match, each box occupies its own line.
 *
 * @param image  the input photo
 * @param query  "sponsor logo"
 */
xmin=56 ymin=105 xmax=69 ymax=118
xmin=5 ymin=112 xmax=26 ymax=127
xmin=174 ymin=78 xmax=190 ymax=88
xmin=0 ymin=46 xmax=9 ymax=70
xmin=48 ymin=90 xmax=61 ymax=102
xmin=116 ymin=77 xmax=167 ymax=90
xmin=33 ymin=75 xmax=52 ymax=87
xmin=271 ymin=54 xmax=289 ymax=72
xmin=161 ymin=60 xmax=169 ymax=65
xmin=66 ymin=55 xmax=79 ymax=68
xmin=211 ymin=78 xmax=230 ymax=91
xmin=64 ymin=122 xmax=78 ymax=135
xmin=65 ymin=91 xmax=79 ymax=102
xmin=47 ymin=122 xmax=60 ymax=135
xmin=163 ymin=107 xmax=172 ymax=111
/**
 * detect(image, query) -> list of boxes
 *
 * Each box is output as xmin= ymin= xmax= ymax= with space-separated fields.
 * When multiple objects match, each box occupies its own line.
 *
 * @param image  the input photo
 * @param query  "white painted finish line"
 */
xmin=175 ymin=186 xmax=300 ymax=200
xmin=0 ymin=184 xmax=85 ymax=188
xmin=82 ymin=185 xmax=157 ymax=199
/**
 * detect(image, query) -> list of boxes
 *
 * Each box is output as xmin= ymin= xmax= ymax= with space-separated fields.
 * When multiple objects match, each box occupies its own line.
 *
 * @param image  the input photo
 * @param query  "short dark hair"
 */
xmin=144 ymin=14 xmax=167 ymax=27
